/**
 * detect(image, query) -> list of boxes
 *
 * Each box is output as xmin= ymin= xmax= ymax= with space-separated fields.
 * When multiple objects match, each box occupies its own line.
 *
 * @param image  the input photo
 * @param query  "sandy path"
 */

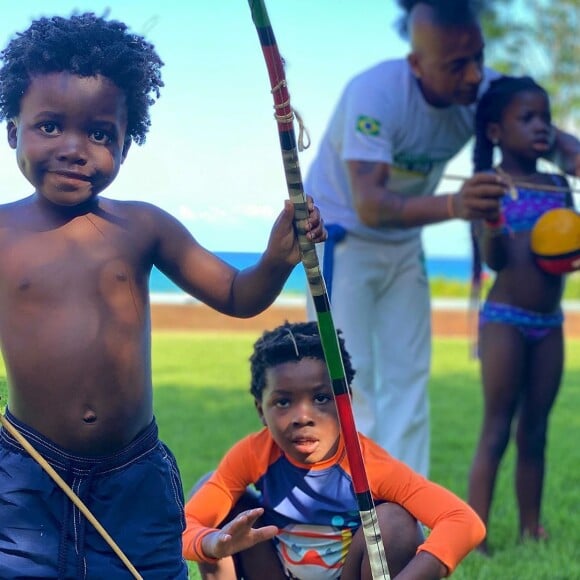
xmin=151 ymin=301 xmax=580 ymax=338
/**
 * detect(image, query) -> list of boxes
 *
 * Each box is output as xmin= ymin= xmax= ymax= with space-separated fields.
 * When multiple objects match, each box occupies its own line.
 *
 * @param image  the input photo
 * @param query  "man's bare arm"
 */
xmin=347 ymin=160 xmax=508 ymax=229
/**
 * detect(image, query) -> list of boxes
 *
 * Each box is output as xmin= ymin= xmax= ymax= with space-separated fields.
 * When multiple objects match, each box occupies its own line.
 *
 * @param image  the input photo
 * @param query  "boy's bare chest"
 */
xmin=0 ymin=217 xmax=149 ymax=303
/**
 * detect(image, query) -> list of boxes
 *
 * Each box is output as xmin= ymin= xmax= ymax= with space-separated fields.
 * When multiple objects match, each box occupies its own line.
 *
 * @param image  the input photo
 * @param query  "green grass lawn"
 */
xmin=1 ymin=333 xmax=578 ymax=579
xmin=150 ymin=332 xmax=580 ymax=580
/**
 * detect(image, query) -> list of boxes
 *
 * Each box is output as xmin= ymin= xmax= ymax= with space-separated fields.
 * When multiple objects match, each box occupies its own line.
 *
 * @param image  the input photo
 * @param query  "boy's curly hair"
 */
xmin=249 ymin=321 xmax=355 ymax=401
xmin=0 ymin=12 xmax=164 ymax=145
xmin=395 ymin=0 xmax=486 ymax=38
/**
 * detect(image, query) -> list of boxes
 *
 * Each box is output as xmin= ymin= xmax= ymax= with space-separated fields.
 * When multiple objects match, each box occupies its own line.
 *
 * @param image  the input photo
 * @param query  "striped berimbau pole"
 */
xmin=246 ymin=2 xmax=391 ymax=578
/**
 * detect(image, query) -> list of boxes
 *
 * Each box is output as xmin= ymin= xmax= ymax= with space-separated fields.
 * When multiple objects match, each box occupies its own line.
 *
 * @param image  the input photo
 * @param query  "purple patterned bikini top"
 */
xmin=502 ymin=177 xmax=569 ymax=232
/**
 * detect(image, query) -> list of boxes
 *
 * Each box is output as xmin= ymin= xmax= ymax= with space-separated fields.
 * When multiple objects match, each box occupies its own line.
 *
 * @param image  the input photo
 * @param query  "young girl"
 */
xmin=183 ymin=321 xmax=485 ymax=579
xmin=467 ymin=75 xmax=577 ymax=554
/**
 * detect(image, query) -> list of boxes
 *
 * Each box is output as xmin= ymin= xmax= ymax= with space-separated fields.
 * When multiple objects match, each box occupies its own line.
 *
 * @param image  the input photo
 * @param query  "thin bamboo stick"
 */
xmin=442 ymin=174 xmax=580 ymax=194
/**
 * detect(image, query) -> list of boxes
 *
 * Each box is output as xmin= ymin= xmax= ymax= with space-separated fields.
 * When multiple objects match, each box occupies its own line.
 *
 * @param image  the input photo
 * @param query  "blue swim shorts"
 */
xmin=0 ymin=410 xmax=188 ymax=579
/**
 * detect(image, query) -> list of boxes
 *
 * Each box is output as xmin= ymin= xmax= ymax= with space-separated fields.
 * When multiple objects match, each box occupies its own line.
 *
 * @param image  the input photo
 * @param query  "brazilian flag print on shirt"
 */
xmin=356 ymin=115 xmax=381 ymax=136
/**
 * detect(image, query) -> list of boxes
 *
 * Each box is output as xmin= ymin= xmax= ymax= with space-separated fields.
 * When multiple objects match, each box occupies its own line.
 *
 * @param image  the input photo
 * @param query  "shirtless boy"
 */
xmin=0 ymin=12 xmax=325 ymax=578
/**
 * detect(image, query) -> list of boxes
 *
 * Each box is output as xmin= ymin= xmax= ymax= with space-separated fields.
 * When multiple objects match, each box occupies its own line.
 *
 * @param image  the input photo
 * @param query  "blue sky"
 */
xmin=0 ymin=0 xmax=476 ymax=257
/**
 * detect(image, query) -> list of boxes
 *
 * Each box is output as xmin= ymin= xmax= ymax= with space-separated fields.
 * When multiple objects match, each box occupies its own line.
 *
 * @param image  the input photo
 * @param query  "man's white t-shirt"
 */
xmin=305 ymin=59 xmax=498 ymax=243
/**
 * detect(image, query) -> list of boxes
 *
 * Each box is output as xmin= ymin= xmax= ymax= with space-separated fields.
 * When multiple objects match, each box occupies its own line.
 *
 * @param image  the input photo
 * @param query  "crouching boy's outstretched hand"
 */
xmin=200 ymin=508 xmax=278 ymax=561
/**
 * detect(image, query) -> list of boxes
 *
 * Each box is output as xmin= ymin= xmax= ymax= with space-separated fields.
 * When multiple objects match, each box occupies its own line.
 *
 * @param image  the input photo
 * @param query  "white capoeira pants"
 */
xmin=308 ymin=234 xmax=431 ymax=476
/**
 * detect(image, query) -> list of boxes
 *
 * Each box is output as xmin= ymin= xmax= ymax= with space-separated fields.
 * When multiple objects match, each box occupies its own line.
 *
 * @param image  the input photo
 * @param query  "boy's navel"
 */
xmin=83 ymin=409 xmax=97 ymax=424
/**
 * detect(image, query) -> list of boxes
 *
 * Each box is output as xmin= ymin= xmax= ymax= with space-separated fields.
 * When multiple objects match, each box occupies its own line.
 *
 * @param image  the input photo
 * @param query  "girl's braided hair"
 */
xmin=0 ymin=12 xmax=164 ymax=145
xmin=249 ymin=321 xmax=355 ymax=401
xmin=473 ymin=75 xmax=548 ymax=171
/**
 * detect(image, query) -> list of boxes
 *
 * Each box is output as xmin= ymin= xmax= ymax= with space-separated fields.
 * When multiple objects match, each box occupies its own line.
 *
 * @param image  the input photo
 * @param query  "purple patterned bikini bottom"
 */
xmin=479 ymin=301 xmax=563 ymax=342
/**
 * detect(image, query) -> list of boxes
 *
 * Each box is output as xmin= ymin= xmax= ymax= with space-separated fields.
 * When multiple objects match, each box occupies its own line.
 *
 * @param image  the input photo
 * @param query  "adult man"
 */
xmin=305 ymin=0 xmax=579 ymax=476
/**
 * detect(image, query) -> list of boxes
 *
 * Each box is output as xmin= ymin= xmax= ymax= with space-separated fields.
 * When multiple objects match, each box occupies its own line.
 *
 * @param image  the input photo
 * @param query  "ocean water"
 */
xmin=149 ymin=251 xmax=471 ymax=295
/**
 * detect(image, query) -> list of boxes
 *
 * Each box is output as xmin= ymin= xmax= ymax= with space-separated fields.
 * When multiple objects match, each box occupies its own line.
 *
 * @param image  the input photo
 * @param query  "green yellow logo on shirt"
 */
xmin=356 ymin=115 xmax=381 ymax=136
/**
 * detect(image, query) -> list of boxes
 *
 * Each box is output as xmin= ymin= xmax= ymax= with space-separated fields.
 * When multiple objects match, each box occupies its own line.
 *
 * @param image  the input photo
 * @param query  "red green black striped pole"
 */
xmin=247 ymin=2 xmax=391 ymax=578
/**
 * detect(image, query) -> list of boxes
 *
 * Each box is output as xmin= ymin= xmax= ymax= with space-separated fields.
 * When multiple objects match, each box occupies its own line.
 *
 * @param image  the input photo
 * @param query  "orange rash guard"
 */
xmin=183 ymin=429 xmax=485 ymax=578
